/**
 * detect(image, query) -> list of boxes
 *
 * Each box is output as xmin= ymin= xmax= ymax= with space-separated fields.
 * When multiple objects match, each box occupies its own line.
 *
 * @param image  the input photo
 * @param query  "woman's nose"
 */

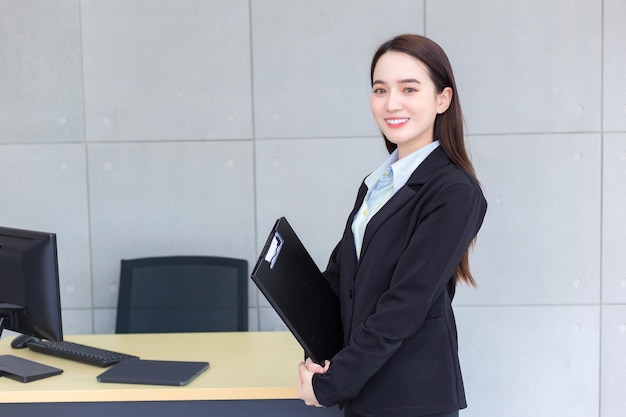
xmin=386 ymin=91 xmax=402 ymax=112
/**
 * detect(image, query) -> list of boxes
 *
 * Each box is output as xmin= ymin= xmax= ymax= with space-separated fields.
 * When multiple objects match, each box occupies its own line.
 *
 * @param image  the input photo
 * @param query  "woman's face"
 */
xmin=370 ymin=51 xmax=451 ymax=158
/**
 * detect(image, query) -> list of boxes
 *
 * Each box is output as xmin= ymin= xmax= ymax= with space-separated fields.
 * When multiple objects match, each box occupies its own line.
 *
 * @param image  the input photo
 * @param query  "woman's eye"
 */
xmin=404 ymin=87 xmax=417 ymax=93
xmin=373 ymin=88 xmax=386 ymax=94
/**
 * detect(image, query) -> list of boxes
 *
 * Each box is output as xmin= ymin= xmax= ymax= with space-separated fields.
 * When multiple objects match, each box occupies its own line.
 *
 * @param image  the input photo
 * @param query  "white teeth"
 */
xmin=387 ymin=118 xmax=408 ymax=125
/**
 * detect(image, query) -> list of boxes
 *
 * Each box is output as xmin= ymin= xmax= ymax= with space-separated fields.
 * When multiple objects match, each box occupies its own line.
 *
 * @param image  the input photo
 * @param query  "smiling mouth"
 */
xmin=386 ymin=118 xmax=409 ymax=127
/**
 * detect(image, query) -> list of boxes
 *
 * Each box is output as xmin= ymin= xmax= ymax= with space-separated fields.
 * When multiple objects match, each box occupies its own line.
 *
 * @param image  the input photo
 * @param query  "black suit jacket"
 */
xmin=312 ymin=147 xmax=487 ymax=417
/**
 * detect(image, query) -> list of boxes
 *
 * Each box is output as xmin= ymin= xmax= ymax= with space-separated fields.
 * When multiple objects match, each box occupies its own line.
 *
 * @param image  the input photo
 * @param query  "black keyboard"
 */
xmin=26 ymin=339 xmax=138 ymax=367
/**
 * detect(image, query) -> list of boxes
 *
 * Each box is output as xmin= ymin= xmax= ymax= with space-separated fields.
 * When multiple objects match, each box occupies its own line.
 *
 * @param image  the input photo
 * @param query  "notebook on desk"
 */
xmin=251 ymin=217 xmax=343 ymax=364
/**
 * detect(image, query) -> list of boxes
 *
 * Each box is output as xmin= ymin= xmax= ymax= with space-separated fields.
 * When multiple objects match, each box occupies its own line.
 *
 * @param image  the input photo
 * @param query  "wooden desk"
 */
xmin=0 ymin=332 xmax=342 ymax=417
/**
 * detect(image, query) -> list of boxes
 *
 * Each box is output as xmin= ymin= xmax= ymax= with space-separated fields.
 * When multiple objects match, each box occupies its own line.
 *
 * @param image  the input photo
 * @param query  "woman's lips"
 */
xmin=385 ymin=118 xmax=409 ymax=128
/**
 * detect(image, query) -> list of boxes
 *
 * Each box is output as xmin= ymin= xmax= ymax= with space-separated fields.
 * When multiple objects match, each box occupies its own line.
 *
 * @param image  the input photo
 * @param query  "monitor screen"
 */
xmin=0 ymin=226 xmax=63 ymax=342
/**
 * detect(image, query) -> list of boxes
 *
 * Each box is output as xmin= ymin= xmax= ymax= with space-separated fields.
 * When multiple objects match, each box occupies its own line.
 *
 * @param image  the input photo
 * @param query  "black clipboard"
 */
xmin=251 ymin=217 xmax=342 ymax=363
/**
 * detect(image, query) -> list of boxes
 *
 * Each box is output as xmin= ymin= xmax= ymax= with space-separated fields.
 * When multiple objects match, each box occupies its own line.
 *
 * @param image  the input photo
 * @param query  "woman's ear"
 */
xmin=437 ymin=87 xmax=453 ymax=114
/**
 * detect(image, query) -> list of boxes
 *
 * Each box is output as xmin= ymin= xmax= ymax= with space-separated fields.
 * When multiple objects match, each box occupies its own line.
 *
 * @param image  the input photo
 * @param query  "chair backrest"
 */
xmin=115 ymin=256 xmax=248 ymax=333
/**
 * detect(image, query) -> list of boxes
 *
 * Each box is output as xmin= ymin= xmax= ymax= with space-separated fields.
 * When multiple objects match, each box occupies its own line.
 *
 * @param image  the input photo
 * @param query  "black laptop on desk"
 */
xmin=251 ymin=217 xmax=343 ymax=364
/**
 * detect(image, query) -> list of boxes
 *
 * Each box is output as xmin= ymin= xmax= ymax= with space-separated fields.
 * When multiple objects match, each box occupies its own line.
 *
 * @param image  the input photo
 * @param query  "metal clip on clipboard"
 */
xmin=264 ymin=231 xmax=283 ymax=269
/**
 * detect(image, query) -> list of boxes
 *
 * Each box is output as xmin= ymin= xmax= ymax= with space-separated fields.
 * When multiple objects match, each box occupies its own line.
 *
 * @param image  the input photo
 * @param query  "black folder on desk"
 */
xmin=96 ymin=358 xmax=209 ymax=386
xmin=251 ymin=217 xmax=342 ymax=363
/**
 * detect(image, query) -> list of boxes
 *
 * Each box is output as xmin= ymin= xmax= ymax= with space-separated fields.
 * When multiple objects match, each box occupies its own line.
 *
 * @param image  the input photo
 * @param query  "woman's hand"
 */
xmin=297 ymin=358 xmax=330 ymax=407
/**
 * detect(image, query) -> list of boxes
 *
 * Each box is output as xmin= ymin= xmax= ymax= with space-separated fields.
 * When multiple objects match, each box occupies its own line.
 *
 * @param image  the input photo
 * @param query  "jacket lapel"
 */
xmin=359 ymin=147 xmax=452 ymax=258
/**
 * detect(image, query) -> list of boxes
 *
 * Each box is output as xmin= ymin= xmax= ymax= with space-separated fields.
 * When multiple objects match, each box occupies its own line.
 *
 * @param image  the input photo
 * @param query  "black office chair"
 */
xmin=115 ymin=256 xmax=248 ymax=333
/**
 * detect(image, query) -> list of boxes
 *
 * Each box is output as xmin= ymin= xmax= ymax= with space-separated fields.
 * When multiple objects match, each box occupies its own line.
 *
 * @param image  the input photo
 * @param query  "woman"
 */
xmin=297 ymin=34 xmax=487 ymax=417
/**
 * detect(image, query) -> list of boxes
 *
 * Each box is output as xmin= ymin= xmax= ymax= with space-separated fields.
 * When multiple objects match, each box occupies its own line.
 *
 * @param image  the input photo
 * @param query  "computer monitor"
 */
xmin=0 ymin=226 xmax=63 ymax=342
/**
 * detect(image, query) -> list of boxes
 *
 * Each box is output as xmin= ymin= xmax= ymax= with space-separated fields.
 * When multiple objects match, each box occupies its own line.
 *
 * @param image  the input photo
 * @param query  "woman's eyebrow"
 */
xmin=372 ymin=78 xmax=421 ymax=85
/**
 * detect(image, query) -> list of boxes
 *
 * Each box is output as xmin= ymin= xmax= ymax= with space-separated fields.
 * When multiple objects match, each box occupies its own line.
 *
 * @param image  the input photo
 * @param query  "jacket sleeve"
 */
xmin=313 ymin=181 xmax=487 ymax=406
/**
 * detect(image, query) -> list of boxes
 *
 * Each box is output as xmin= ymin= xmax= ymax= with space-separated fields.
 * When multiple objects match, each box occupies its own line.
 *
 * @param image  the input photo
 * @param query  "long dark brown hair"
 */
xmin=371 ymin=34 xmax=479 ymax=286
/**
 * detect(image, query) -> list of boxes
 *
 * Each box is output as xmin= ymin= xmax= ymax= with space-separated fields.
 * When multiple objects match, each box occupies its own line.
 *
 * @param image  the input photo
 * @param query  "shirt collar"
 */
xmin=391 ymin=141 xmax=440 ymax=190
xmin=364 ymin=150 xmax=397 ymax=189
xmin=365 ymin=141 xmax=440 ymax=192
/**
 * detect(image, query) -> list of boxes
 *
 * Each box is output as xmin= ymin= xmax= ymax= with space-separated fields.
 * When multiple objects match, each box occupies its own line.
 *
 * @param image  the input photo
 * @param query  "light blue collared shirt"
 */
xmin=351 ymin=141 xmax=440 ymax=258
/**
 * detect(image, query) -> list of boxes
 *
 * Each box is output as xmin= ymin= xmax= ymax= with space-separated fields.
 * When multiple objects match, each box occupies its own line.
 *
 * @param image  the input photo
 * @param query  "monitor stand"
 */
xmin=0 ymin=318 xmax=63 ymax=382
xmin=0 ymin=354 xmax=63 ymax=382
